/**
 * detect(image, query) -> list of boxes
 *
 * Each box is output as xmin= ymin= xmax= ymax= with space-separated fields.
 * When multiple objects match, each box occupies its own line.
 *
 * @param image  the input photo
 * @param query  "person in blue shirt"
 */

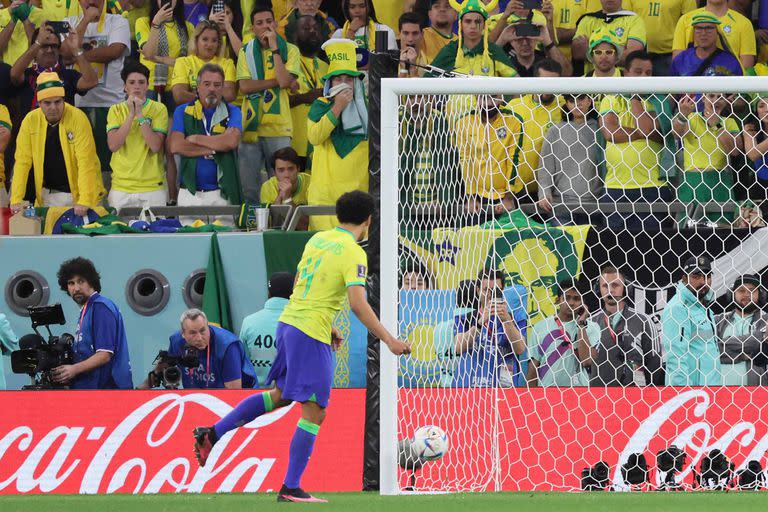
xmin=168 ymin=63 xmax=242 ymax=225
xmin=50 ymin=257 xmax=133 ymax=389
xmin=160 ymin=309 xmax=258 ymax=389
xmin=240 ymin=272 xmax=294 ymax=386
xmin=453 ymin=269 xmax=527 ymax=387
xmin=669 ymin=14 xmax=742 ymax=77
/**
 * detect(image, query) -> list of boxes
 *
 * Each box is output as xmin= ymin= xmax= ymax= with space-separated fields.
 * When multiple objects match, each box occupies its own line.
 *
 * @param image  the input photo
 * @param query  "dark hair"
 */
xmin=32 ymin=27 xmax=62 ymax=48
xmin=148 ymin=0 xmax=186 ymax=37
xmin=533 ymin=58 xmax=562 ymax=77
xmin=600 ymin=265 xmax=626 ymax=279
xmin=271 ymin=146 xmax=302 ymax=170
xmin=342 ymin=0 xmax=379 ymax=23
xmin=211 ymin=0 xmax=244 ymax=40
xmin=121 ymin=59 xmax=150 ymax=82
xmin=58 ymin=257 xmax=102 ymax=293
xmin=400 ymin=262 xmax=432 ymax=289
xmin=268 ymin=272 xmax=294 ymax=299
xmin=398 ymin=12 xmax=424 ymax=31
xmin=198 ymin=62 xmax=225 ymax=81
xmin=624 ymin=50 xmax=653 ymax=72
xmin=336 ymin=190 xmax=375 ymax=224
xmin=478 ymin=268 xmax=506 ymax=288
xmin=250 ymin=1 xmax=274 ymax=22
xmin=556 ymin=278 xmax=584 ymax=298
xmin=456 ymin=279 xmax=480 ymax=310
xmin=562 ymin=93 xmax=597 ymax=122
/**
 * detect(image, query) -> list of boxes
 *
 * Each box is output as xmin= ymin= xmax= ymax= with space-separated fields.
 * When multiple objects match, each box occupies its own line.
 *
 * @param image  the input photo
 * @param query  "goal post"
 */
xmin=379 ymin=76 xmax=768 ymax=495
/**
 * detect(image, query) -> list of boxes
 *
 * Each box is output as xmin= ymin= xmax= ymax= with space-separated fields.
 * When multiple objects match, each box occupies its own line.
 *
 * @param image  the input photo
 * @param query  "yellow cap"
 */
xmin=321 ymin=39 xmax=363 ymax=81
xmin=36 ymin=71 xmax=65 ymax=102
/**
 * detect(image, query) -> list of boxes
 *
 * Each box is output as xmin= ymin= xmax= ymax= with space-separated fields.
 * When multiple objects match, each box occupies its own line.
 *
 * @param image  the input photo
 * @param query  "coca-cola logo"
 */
xmin=0 ymin=393 xmax=296 ymax=494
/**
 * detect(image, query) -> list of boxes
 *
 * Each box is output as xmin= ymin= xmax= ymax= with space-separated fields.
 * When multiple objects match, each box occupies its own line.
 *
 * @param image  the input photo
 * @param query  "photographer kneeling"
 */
xmin=139 ymin=309 xmax=258 ymax=389
xmin=51 ymin=257 xmax=133 ymax=389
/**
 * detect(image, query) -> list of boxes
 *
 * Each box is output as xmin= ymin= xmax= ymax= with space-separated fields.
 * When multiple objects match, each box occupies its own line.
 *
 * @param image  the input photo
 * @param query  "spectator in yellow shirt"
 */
xmin=106 ymin=61 xmax=169 ymax=210
xmin=10 ymin=72 xmax=105 ymax=213
xmin=421 ymin=0 xmax=457 ymax=62
xmin=671 ymin=0 xmax=755 ymax=70
xmin=237 ymin=3 xmax=301 ymax=203
xmin=260 ymin=146 xmax=312 ymax=206
xmin=170 ymin=21 xmax=237 ymax=105
xmin=0 ymin=0 xmax=45 ymax=65
xmin=398 ymin=12 xmax=430 ymax=77
xmin=626 ymin=0 xmax=696 ymax=75
xmin=289 ymin=15 xmax=327 ymax=167
xmin=278 ymin=0 xmax=337 ymax=44
xmin=572 ymin=0 xmax=646 ymax=74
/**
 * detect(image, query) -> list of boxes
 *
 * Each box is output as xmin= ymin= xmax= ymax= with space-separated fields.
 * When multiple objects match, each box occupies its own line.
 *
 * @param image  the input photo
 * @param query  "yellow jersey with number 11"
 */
xmin=279 ymin=227 xmax=368 ymax=345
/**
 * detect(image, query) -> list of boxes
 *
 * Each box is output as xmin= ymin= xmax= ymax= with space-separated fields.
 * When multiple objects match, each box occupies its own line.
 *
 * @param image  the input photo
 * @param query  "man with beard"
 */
xmin=715 ymin=275 xmax=768 ymax=385
xmin=590 ymin=266 xmax=664 ymax=386
xmin=661 ymin=256 xmax=722 ymax=385
xmin=10 ymin=72 xmax=105 ymax=213
xmin=237 ymin=3 xmax=300 ymax=203
xmin=169 ymin=63 xmax=242 ymax=225
xmin=50 ymin=257 xmax=133 ymax=389
xmin=289 ymin=15 xmax=327 ymax=167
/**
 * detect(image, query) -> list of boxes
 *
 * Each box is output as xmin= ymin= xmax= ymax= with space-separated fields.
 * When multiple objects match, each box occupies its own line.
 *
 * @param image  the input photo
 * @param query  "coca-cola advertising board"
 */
xmin=400 ymin=387 xmax=768 ymax=491
xmin=0 ymin=390 xmax=365 ymax=494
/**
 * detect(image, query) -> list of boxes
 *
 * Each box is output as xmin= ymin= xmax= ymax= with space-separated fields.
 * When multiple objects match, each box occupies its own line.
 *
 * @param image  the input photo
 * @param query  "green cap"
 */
xmin=691 ymin=13 xmax=721 ymax=26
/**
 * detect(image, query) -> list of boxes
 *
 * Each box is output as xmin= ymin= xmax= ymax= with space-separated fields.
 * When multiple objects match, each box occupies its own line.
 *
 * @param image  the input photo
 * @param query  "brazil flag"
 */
xmin=399 ymin=212 xmax=589 ymax=326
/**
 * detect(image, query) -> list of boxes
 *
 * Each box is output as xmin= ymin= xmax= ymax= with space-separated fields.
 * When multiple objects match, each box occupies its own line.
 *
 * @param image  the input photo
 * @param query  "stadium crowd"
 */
xmin=0 ymin=0 xmax=767 ymax=229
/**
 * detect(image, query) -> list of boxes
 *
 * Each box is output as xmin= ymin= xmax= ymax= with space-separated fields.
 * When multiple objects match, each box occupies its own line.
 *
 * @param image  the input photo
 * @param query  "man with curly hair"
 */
xmin=52 ymin=257 xmax=133 ymax=389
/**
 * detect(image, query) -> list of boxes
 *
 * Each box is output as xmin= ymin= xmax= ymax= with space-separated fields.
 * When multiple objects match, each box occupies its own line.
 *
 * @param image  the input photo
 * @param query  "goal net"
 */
xmin=379 ymin=76 xmax=768 ymax=494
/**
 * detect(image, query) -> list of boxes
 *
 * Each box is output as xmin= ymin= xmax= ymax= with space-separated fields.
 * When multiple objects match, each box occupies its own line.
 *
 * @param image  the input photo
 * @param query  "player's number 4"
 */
xmin=298 ymin=256 xmax=323 ymax=298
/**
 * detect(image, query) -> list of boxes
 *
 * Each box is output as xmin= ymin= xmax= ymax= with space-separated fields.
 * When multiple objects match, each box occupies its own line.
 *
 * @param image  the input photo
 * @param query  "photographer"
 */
xmin=140 ymin=309 xmax=257 ymax=389
xmin=51 ymin=257 xmax=133 ymax=389
xmin=453 ymin=269 xmax=527 ymax=387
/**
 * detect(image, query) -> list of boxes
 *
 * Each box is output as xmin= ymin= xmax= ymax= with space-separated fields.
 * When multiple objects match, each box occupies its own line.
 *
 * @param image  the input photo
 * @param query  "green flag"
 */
xmin=202 ymin=233 xmax=232 ymax=331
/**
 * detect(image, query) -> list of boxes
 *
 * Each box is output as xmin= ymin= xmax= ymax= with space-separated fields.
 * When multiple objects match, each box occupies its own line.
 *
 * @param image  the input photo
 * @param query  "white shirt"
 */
xmin=331 ymin=23 xmax=398 ymax=51
xmin=65 ymin=13 xmax=130 ymax=108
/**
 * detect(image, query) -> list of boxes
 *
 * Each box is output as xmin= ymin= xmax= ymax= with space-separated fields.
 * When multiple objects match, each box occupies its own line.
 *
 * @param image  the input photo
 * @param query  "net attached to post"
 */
xmin=381 ymin=76 xmax=768 ymax=494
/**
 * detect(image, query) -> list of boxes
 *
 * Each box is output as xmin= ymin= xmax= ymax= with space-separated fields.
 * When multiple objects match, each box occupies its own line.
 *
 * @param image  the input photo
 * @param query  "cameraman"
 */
xmin=140 ymin=309 xmax=258 ymax=389
xmin=51 ymin=257 xmax=133 ymax=389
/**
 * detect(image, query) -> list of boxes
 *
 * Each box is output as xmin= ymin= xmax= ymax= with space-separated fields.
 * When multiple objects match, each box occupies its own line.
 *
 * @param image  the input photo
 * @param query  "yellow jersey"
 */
xmin=599 ymin=95 xmax=664 ymax=189
xmin=260 ymin=172 xmax=311 ymax=206
xmin=421 ymin=26 xmax=457 ymax=63
xmin=575 ymin=12 xmax=647 ymax=73
xmin=682 ymin=113 xmax=740 ymax=171
xmin=236 ymin=41 xmax=301 ymax=141
xmin=135 ymin=18 xmax=195 ymax=88
xmin=553 ymin=0 xmax=589 ymax=60
xmin=0 ymin=104 xmax=10 ymax=185
xmin=627 ymin=0 xmax=696 ymax=54
xmin=672 ymin=7 xmax=755 ymax=58
xmin=290 ymin=54 xmax=328 ymax=157
xmin=280 ymin=227 xmax=368 ymax=344
xmin=507 ymin=94 xmax=565 ymax=193
xmin=107 ymin=99 xmax=169 ymax=193
xmin=454 ymin=108 xmax=524 ymax=200
xmin=372 ymin=0 xmax=405 ymax=36
xmin=0 ymin=6 xmax=44 ymax=65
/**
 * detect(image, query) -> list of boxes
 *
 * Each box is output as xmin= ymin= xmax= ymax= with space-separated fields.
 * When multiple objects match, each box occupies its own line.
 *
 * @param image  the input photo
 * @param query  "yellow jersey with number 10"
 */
xmin=279 ymin=227 xmax=368 ymax=345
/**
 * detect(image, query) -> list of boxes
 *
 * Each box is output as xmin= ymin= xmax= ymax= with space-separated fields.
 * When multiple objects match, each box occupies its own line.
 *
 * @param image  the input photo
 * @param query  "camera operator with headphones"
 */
xmin=590 ymin=265 xmax=664 ymax=386
xmin=715 ymin=274 xmax=768 ymax=386
xmin=139 ymin=308 xmax=258 ymax=389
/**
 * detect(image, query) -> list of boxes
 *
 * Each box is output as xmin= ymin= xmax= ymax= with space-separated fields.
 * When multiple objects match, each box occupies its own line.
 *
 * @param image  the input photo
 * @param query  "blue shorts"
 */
xmin=266 ymin=322 xmax=334 ymax=408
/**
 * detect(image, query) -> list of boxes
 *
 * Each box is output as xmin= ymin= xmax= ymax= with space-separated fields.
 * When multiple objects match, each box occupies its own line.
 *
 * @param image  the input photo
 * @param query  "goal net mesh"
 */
xmin=389 ymin=78 xmax=768 ymax=493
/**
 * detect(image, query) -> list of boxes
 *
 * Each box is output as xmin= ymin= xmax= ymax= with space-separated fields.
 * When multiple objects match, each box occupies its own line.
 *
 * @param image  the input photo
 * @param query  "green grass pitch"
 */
xmin=1 ymin=491 xmax=764 ymax=512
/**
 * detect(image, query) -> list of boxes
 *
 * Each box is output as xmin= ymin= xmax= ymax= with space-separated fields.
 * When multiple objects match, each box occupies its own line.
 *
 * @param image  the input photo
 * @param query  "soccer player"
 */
xmin=192 ymin=190 xmax=411 ymax=503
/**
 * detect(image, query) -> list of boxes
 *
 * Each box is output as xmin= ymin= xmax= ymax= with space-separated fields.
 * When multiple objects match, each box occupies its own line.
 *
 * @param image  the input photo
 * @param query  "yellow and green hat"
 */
xmin=449 ymin=0 xmax=499 ymax=20
xmin=587 ymin=28 xmax=622 ymax=62
xmin=321 ymin=38 xmax=363 ymax=81
xmin=691 ymin=13 xmax=721 ymax=26
xmin=36 ymin=71 xmax=65 ymax=102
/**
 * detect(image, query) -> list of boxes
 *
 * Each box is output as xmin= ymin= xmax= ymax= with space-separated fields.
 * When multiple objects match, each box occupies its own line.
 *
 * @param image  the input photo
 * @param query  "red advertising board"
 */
xmin=399 ymin=387 xmax=768 ymax=491
xmin=0 ymin=390 xmax=365 ymax=494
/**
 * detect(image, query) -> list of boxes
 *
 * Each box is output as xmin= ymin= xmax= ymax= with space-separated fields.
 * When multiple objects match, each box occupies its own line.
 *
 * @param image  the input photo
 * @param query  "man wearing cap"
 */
xmin=585 ymin=28 xmax=622 ymax=77
xmin=237 ymin=3 xmax=301 ymax=204
xmin=305 ymin=38 xmax=368 ymax=230
xmin=572 ymin=0 xmax=646 ymax=75
xmin=669 ymin=14 xmax=742 ymax=77
xmin=660 ymin=256 xmax=722 ymax=386
xmin=239 ymin=272 xmax=295 ymax=386
xmin=429 ymin=0 xmax=518 ymax=77
xmin=10 ymin=72 xmax=105 ymax=215
xmin=716 ymin=275 xmax=768 ymax=385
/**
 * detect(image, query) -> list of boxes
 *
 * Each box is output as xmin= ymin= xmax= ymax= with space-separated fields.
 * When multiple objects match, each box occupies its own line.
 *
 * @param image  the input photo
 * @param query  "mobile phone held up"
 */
xmin=522 ymin=0 xmax=543 ymax=9
xmin=211 ymin=0 xmax=224 ymax=14
xmin=47 ymin=21 xmax=70 ymax=35
xmin=514 ymin=22 xmax=541 ymax=38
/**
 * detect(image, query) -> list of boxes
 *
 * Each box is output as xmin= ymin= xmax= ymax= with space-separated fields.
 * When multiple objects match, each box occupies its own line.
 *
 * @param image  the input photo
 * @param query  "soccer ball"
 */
xmin=412 ymin=425 xmax=449 ymax=462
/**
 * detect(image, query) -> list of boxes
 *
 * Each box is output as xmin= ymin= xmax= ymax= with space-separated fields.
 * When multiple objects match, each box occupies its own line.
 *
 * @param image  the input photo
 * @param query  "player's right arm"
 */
xmin=347 ymin=286 xmax=411 ymax=356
